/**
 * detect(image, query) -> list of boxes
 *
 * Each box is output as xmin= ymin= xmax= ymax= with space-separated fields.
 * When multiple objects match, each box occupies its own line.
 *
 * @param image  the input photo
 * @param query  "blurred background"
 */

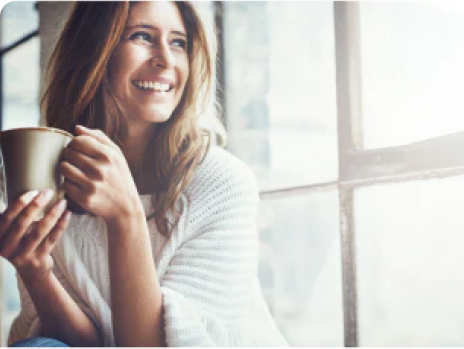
xmin=2 ymin=1 xmax=464 ymax=346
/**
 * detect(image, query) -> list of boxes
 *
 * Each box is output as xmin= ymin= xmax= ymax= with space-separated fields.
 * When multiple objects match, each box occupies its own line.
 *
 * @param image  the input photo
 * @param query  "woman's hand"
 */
xmin=59 ymin=125 xmax=141 ymax=223
xmin=0 ymin=189 xmax=71 ymax=285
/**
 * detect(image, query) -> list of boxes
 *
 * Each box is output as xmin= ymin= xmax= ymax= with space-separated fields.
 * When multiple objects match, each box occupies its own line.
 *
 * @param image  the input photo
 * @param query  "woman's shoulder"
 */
xmin=186 ymin=145 xmax=259 ymax=198
xmin=182 ymin=146 xmax=260 ymax=237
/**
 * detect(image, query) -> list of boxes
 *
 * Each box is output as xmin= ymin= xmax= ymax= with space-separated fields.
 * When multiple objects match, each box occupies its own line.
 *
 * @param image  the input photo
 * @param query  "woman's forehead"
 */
xmin=126 ymin=1 xmax=186 ymax=32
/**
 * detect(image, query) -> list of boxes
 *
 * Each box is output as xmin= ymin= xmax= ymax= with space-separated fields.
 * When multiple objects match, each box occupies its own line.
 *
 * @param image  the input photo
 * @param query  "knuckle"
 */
xmin=0 ymin=245 xmax=11 ymax=259
xmin=81 ymin=135 xmax=92 ymax=143
xmin=95 ymin=167 xmax=105 ymax=181
xmin=28 ymin=199 xmax=42 ymax=210
xmin=28 ymin=227 xmax=41 ymax=240
xmin=73 ymin=136 xmax=84 ymax=143
xmin=31 ymin=258 xmax=42 ymax=269
xmin=48 ymin=233 xmax=59 ymax=244
xmin=11 ymin=255 xmax=25 ymax=267
xmin=101 ymin=152 xmax=111 ymax=163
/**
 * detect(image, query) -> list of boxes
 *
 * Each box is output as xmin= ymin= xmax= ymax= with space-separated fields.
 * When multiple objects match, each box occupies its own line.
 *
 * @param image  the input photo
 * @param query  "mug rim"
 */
xmin=0 ymin=127 xmax=73 ymax=139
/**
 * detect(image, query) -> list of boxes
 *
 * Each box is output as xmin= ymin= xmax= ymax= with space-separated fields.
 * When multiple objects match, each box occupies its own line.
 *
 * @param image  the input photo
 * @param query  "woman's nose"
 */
xmin=150 ymin=42 xmax=175 ymax=69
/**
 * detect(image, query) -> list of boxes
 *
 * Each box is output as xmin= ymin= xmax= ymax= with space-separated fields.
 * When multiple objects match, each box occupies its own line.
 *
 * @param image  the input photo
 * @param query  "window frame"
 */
xmin=218 ymin=1 xmax=464 ymax=346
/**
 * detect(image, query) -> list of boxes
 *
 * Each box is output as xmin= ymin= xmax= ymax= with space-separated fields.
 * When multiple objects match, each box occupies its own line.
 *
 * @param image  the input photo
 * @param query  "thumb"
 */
xmin=75 ymin=125 xmax=116 ymax=149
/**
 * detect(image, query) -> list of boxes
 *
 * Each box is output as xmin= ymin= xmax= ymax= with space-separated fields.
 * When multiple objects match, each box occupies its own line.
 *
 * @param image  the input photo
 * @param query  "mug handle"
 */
xmin=57 ymin=143 xmax=87 ymax=215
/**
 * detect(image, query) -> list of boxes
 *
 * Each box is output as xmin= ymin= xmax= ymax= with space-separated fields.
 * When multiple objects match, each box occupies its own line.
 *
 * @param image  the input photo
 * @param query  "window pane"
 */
xmin=2 ymin=1 xmax=37 ymax=45
xmin=258 ymin=191 xmax=343 ymax=346
xmin=224 ymin=2 xmax=338 ymax=190
xmin=355 ymin=176 xmax=464 ymax=346
xmin=1 ymin=1 xmax=39 ymax=345
xmin=360 ymin=2 xmax=464 ymax=149
xmin=3 ymin=1 xmax=40 ymax=130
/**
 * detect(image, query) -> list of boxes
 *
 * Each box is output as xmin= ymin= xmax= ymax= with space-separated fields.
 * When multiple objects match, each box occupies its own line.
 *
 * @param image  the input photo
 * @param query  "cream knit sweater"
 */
xmin=7 ymin=146 xmax=289 ymax=347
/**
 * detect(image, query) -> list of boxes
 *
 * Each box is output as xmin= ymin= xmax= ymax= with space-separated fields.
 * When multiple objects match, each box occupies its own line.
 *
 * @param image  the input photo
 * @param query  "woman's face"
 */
xmin=108 ymin=1 xmax=189 ymax=126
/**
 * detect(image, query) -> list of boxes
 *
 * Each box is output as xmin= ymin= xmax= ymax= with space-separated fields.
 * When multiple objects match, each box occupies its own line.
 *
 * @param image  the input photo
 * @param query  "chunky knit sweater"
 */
xmin=7 ymin=146 xmax=289 ymax=347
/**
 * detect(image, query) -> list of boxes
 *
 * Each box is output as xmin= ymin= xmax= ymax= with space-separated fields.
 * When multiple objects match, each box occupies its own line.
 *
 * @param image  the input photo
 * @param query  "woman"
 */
xmin=4 ymin=1 xmax=288 ymax=347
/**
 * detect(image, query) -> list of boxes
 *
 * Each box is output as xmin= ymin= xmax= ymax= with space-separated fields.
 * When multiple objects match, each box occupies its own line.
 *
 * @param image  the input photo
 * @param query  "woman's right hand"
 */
xmin=0 ymin=189 xmax=71 ymax=285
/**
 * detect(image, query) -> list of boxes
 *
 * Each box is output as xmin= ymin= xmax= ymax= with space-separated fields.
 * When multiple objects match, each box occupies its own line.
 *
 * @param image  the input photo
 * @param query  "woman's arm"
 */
xmin=1 ymin=190 xmax=103 ymax=346
xmin=105 ymin=207 xmax=166 ymax=347
xmin=22 ymin=272 xmax=103 ymax=347
xmin=59 ymin=126 xmax=166 ymax=346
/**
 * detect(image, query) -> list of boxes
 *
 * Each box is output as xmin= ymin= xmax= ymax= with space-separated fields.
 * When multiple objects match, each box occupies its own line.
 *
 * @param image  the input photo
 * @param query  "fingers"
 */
xmin=0 ymin=190 xmax=39 ymax=242
xmin=67 ymin=135 xmax=107 ymax=160
xmin=38 ymin=209 xmax=72 ymax=257
xmin=19 ymin=198 xmax=68 ymax=256
xmin=59 ymin=159 xmax=92 ymax=190
xmin=61 ymin=147 xmax=98 ymax=178
xmin=0 ymin=189 xmax=54 ymax=259
xmin=75 ymin=125 xmax=118 ymax=150
xmin=61 ymin=175 xmax=96 ymax=213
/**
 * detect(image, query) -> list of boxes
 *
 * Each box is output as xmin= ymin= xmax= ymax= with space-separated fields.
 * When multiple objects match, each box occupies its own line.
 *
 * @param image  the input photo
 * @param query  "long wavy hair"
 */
xmin=42 ymin=1 xmax=225 ymax=237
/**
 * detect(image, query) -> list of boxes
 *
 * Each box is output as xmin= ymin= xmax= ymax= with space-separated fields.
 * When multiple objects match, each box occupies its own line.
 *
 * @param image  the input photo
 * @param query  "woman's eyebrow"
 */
xmin=125 ymin=23 xmax=187 ymax=38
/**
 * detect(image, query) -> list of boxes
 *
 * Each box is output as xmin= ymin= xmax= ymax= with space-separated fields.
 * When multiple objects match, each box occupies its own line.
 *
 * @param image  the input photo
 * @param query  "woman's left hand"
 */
xmin=59 ymin=125 xmax=141 ymax=223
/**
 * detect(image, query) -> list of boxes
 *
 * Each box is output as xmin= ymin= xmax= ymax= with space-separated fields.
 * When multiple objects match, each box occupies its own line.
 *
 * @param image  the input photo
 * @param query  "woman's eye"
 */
xmin=129 ymin=31 xmax=152 ymax=42
xmin=172 ymin=38 xmax=187 ymax=50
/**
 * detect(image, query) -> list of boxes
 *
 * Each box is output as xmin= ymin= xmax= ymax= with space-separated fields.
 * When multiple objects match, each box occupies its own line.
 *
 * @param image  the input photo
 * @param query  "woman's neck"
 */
xmin=123 ymin=124 xmax=158 ymax=194
xmin=123 ymin=124 xmax=157 ymax=164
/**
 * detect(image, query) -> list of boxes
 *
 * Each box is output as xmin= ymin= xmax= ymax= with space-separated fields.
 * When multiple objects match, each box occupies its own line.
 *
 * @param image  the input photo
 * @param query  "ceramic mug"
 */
xmin=0 ymin=127 xmax=85 ymax=217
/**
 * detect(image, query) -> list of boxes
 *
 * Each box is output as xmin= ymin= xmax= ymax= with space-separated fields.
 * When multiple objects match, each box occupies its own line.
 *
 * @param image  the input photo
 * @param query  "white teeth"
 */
xmin=134 ymin=81 xmax=170 ymax=92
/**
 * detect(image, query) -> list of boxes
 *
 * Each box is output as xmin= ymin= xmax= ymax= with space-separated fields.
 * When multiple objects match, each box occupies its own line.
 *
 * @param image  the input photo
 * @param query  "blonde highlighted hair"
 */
xmin=42 ymin=1 xmax=225 ymax=236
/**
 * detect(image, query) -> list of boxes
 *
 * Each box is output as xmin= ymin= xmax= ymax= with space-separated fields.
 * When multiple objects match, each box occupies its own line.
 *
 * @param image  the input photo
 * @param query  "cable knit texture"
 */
xmin=7 ymin=146 xmax=289 ymax=347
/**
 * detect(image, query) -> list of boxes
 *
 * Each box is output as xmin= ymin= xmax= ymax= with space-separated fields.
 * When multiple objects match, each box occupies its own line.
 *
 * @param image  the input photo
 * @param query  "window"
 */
xmin=0 ymin=1 xmax=40 ymax=345
xmin=221 ymin=1 xmax=464 ymax=346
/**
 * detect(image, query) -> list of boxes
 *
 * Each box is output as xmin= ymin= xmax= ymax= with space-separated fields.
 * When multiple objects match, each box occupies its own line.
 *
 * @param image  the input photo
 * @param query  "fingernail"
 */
xmin=56 ymin=199 xmax=67 ymax=211
xmin=42 ymin=189 xmax=54 ymax=202
xmin=22 ymin=190 xmax=39 ymax=203
xmin=64 ymin=211 xmax=72 ymax=221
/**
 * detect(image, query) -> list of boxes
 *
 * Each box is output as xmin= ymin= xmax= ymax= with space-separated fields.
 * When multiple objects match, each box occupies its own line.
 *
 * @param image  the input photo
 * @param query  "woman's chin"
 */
xmin=134 ymin=110 xmax=173 ymax=125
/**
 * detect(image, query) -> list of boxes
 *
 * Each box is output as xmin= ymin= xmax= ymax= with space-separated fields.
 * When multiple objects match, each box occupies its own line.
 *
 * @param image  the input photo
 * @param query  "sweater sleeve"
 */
xmin=160 ymin=148 xmax=263 ymax=346
xmin=7 ymin=274 xmax=39 ymax=346
xmin=7 ymin=261 xmax=99 ymax=346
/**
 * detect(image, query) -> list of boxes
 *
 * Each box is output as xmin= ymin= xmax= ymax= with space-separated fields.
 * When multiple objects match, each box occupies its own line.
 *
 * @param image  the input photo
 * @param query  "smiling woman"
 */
xmin=3 ymin=1 xmax=288 ymax=347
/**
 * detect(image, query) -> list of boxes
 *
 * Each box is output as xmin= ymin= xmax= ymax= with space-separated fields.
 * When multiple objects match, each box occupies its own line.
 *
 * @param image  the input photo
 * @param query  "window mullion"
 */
xmin=214 ymin=1 xmax=226 ymax=130
xmin=334 ymin=1 xmax=362 ymax=347
xmin=344 ymin=131 xmax=464 ymax=183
